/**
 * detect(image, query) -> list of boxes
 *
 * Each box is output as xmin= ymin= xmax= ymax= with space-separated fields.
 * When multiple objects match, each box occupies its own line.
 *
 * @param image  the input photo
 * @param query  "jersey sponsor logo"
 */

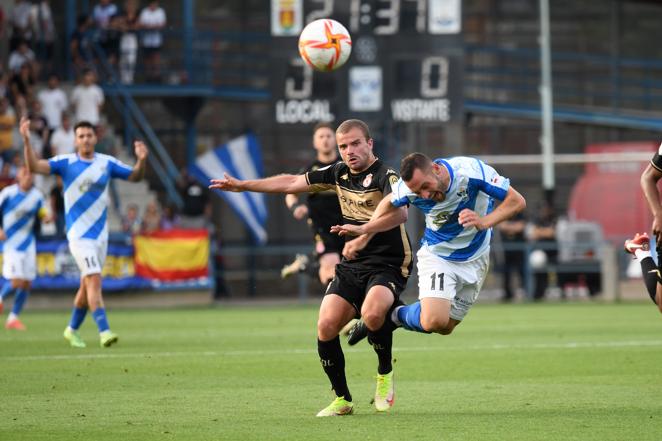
xmin=362 ymin=173 xmax=373 ymax=187
xmin=78 ymin=178 xmax=105 ymax=193
xmin=431 ymin=211 xmax=450 ymax=229
xmin=337 ymin=188 xmax=381 ymax=221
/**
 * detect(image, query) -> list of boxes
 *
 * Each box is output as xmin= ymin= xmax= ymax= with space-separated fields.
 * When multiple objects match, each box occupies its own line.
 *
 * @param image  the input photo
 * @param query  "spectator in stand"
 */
xmin=138 ymin=1 xmax=167 ymax=82
xmin=0 ymin=97 xmax=16 ymax=161
xmin=71 ymin=69 xmax=104 ymax=127
xmin=178 ymin=168 xmax=210 ymax=229
xmin=94 ymin=120 xmax=117 ymax=155
xmin=0 ymin=71 xmax=8 ymax=100
xmin=121 ymin=203 xmax=141 ymax=235
xmin=119 ymin=0 xmax=140 ymax=84
xmin=93 ymin=0 xmax=118 ymax=31
xmin=9 ymin=63 xmax=35 ymax=115
xmin=70 ymin=14 xmax=93 ymax=76
xmin=0 ymin=162 xmax=15 ymax=190
xmin=141 ymin=200 xmax=162 ymax=234
xmin=528 ymin=201 xmax=558 ymax=301
xmin=9 ymin=0 xmax=33 ymax=51
xmin=27 ymin=100 xmax=49 ymax=159
xmin=497 ymin=211 xmax=528 ymax=301
xmin=37 ymin=74 xmax=67 ymax=133
xmin=30 ymin=0 xmax=56 ymax=76
xmin=49 ymin=176 xmax=65 ymax=237
xmin=50 ymin=113 xmax=75 ymax=156
xmin=8 ymin=40 xmax=36 ymax=75
xmin=160 ymin=203 xmax=180 ymax=230
xmin=101 ymin=13 xmax=123 ymax=68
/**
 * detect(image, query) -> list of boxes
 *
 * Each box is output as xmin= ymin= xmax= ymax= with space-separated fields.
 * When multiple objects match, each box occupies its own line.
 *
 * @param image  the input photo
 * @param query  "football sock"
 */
xmin=92 ymin=308 xmax=111 ymax=333
xmin=367 ymin=324 xmax=393 ymax=375
xmin=639 ymin=257 xmax=660 ymax=304
xmin=634 ymin=249 xmax=651 ymax=260
xmin=396 ymin=301 xmax=431 ymax=333
xmin=69 ymin=307 xmax=88 ymax=330
xmin=317 ymin=336 xmax=352 ymax=402
xmin=11 ymin=288 xmax=28 ymax=316
xmin=0 ymin=282 xmax=13 ymax=300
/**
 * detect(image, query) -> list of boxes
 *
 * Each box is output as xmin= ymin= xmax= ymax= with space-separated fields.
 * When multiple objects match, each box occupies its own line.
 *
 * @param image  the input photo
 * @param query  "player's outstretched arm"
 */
xmin=459 ymin=186 xmax=526 ymax=230
xmin=331 ymin=195 xmax=407 ymax=237
xmin=127 ymin=140 xmax=148 ymax=182
xmin=641 ymin=164 xmax=662 ymax=242
xmin=209 ymin=173 xmax=309 ymax=194
xmin=20 ymin=117 xmax=50 ymax=175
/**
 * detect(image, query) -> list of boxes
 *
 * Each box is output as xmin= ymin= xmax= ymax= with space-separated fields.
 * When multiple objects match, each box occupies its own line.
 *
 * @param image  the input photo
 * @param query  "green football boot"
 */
xmin=63 ymin=327 xmax=86 ymax=348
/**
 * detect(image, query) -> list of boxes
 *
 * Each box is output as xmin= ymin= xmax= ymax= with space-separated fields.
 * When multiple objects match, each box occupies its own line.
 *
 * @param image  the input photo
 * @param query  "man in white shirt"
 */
xmin=49 ymin=113 xmax=75 ymax=155
xmin=37 ymin=74 xmax=68 ymax=131
xmin=70 ymin=69 xmax=104 ymax=126
xmin=138 ymin=1 xmax=166 ymax=81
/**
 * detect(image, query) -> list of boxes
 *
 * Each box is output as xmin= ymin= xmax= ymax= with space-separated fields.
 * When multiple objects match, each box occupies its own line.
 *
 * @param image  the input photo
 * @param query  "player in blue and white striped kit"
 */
xmin=0 ymin=166 xmax=49 ymax=330
xmin=20 ymin=117 xmax=148 ymax=347
xmin=333 ymin=152 xmax=526 ymax=341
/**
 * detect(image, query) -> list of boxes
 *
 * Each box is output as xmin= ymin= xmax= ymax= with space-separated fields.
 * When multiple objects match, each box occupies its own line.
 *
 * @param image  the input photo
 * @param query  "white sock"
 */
xmin=7 ymin=312 xmax=18 ymax=322
xmin=391 ymin=306 xmax=404 ymax=326
xmin=635 ymin=249 xmax=652 ymax=261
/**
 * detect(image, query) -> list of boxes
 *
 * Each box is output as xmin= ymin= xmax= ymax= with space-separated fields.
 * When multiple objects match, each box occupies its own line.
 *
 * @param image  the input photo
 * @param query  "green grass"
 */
xmin=1 ymin=302 xmax=661 ymax=440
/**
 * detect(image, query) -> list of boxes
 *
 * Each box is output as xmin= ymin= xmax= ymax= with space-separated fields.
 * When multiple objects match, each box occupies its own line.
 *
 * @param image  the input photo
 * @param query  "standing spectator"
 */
xmin=9 ymin=63 xmax=35 ymax=114
xmin=70 ymin=14 xmax=93 ymax=76
xmin=119 ymin=0 xmax=140 ymax=84
xmin=177 ymin=168 xmax=210 ymax=229
xmin=49 ymin=176 xmax=65 ymax=237
xmin=138 ymin=1 xmax=166 ymax=82
xmin=497 ymin=211 xmax=528 ymax=301
xmin=160 ymin=203 xmax=180 ymax=230
xmin=0 ymin=70 xmax=9 ymax=100
xmin=528 ymin=201 xmax=558 ymax=300
xmin=9 ymin=0 xmax=33 ymax=51
xmin=38 ymin=74 xmax=68 ymax=132
xmin=100 ymin=13 xmax=122 ymax=68
xmin=120 ymin=203 xmax=141 ymax=235
xmin=70 ymin=69 xmax=104 ymax=126
xmin=50 ymin=113 xmax=75 ymax=156
xmin=141 ymin=200 xmax=162 ymax=234
xmin=8 ymin=40 xmax=36 ymax=74
xmin=30 ymin=0 xmax=56 ymax=76
xmin=92 ymin=0 xmax=118 ymax=30
xmin=0 ymin=97 xmax=16 ymax=161
xmin=27 ymin=100 xmax=49 ymax=159
xmin=94 ymin=120 xmax=117 ymax=155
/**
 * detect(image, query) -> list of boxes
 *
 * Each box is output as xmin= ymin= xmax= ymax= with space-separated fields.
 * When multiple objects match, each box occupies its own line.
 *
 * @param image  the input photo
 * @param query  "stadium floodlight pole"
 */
xmin=539 ymin=0 xmax=555 ymax=203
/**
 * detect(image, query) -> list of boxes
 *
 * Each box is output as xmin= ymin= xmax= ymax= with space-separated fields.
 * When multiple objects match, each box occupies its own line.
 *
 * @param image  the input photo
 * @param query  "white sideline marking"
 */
xmin=3 ymin=340 xmax=662 ymax=361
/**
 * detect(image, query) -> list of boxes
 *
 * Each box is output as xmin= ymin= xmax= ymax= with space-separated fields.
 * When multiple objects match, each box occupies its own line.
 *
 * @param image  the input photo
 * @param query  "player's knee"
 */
xmin=420 ymin=315 xmax=451 ymax=334
xmin=360 ymin=310 xmax=385 ymax=331
xmin=317 ymin=317 xmax=340 ymax=340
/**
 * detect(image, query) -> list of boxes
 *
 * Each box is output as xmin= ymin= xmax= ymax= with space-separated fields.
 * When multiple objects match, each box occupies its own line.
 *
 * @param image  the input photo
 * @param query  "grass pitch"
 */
xmin=1 ymin=301 xmax=661 ymax=440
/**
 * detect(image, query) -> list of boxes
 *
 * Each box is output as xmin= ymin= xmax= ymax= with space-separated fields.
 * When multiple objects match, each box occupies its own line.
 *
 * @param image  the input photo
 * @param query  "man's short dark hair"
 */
xmin=336 ymin=119 xmax=371 ymax=141
xmin=74 ymin=120 xmax=95 ymax=133
xmin=312 ymin=122 xmax=333 ymax=135
xmin=400 ymin=152 xmax=433 ymax=182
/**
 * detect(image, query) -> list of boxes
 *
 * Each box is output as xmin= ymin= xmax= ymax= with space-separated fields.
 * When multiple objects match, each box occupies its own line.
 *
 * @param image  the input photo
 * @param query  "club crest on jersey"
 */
xmin=456 ymin=188 xmax=469 ymax=202
xmin=362 ymin=173 xmax=373 ymax=187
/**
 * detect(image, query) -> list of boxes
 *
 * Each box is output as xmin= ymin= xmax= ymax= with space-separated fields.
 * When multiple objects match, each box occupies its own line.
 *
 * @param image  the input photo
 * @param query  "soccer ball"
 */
xmin=298 ymin=19 xmax=352 ymax=72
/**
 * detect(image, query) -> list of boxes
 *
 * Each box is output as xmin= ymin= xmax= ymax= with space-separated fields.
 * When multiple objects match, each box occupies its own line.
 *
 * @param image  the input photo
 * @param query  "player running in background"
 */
xmin=282 ymin=122 xmax=343 ymax=285
xmin=0 ymin=166 xmax=50 ymax=330
xmin=20 ymin=116 xmax=148 ymax=347
xmin=623 ymin=143 xmax=662 ymax=313
xmin=211 ymin=119 xmax=412 ymax=416
xmin=333 ymin=152 xmax=526 ymax=343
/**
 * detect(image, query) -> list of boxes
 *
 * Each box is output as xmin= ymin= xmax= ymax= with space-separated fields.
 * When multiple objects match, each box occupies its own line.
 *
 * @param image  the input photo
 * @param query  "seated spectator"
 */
xmin=160 ymin=203 xmax=180 ymax=230
xmin=37 ymin=74 xmax=68 ymax=132
xmin=8 ymin=39 xmax=36 ymax=74
xmin=50 ymin=112 xmax=75 ymax=156
xmin=141 ymin=200 xmax=162 ymax=234
xmin=0 ymin=97 xmax=16 ymax=161
xmin=139 ymin=1 xmax=167 ymax=82
xmin=121 ymin=203 xmax=141 ymax=235
xmin=71 ymin=69 xmax=104 ymax=126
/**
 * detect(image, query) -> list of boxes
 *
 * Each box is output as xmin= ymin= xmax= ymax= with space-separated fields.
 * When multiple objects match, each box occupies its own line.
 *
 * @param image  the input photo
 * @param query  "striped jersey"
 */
xmin=391 ymin=156 xmax=510 ymax=262
xmin=0 ymin=184 xmax=45 ymax=252
xmin=49 ymin=153 xmax=133 ymax=241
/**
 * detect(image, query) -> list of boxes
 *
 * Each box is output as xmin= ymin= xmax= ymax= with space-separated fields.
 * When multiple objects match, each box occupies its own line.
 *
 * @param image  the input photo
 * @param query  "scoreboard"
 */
xmin=271 ymin=0 xmax=464 ymax=125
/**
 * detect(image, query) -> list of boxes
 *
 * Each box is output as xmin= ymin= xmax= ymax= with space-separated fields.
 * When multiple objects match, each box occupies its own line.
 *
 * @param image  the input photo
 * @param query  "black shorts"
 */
xmin=314 ymin=229 xmax=345 ymax=257
xmin=325 ymin=262 xmax=407 ymax=315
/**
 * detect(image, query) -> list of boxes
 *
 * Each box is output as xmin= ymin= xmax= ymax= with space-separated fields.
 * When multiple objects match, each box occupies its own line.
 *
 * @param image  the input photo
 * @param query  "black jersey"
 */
xmin=301 ymin=159 xmax=343 ymax=233
xmin=305 ymin=159 xmax=413 ymax=277
xmin=651 ymin=148 xmax=662 ymax=172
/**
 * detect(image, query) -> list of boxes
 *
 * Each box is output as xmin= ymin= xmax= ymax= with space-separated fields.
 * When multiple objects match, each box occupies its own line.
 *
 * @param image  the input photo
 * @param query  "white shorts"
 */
xmin=69 ymin=239 xmax=108 ymax=277
xmin=416 ymin=246 xmax=490 ymax=321
xmin=2 ymin=249 xmax=37 ymax=281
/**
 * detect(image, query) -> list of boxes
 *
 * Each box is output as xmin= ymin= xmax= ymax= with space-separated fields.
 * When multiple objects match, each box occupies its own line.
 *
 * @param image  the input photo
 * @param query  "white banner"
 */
xmin=429 ymin=0 xmax=462 ymax=34
xmin=349 ymin=66 xmax=382 ymax=112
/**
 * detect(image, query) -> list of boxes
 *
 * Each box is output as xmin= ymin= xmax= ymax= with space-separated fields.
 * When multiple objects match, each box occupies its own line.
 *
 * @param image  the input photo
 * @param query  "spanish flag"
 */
xmin=134 ymin=229 xmax=209 ymax=280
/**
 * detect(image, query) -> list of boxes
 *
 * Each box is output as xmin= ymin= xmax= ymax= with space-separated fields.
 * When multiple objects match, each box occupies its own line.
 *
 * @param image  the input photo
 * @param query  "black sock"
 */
xmin=367 ymin=324 xmax=394 ymax=375
xmin=640 ymin=257 xmax=660 ymax=304
xmin=317 ymin=337 xmax=352 ymax=402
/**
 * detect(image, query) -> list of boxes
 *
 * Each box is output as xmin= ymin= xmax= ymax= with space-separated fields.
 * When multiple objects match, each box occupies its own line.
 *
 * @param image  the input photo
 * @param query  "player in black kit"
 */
xmin=282 ymin=123 xmax=344 ymax=285
xmin=210 ymin=119 xmax=412 ymax=416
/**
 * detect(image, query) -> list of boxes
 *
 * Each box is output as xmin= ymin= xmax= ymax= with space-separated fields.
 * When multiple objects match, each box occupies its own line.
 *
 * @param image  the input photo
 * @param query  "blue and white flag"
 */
xmin=190 ymin=134 xmax=268 ymax=244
